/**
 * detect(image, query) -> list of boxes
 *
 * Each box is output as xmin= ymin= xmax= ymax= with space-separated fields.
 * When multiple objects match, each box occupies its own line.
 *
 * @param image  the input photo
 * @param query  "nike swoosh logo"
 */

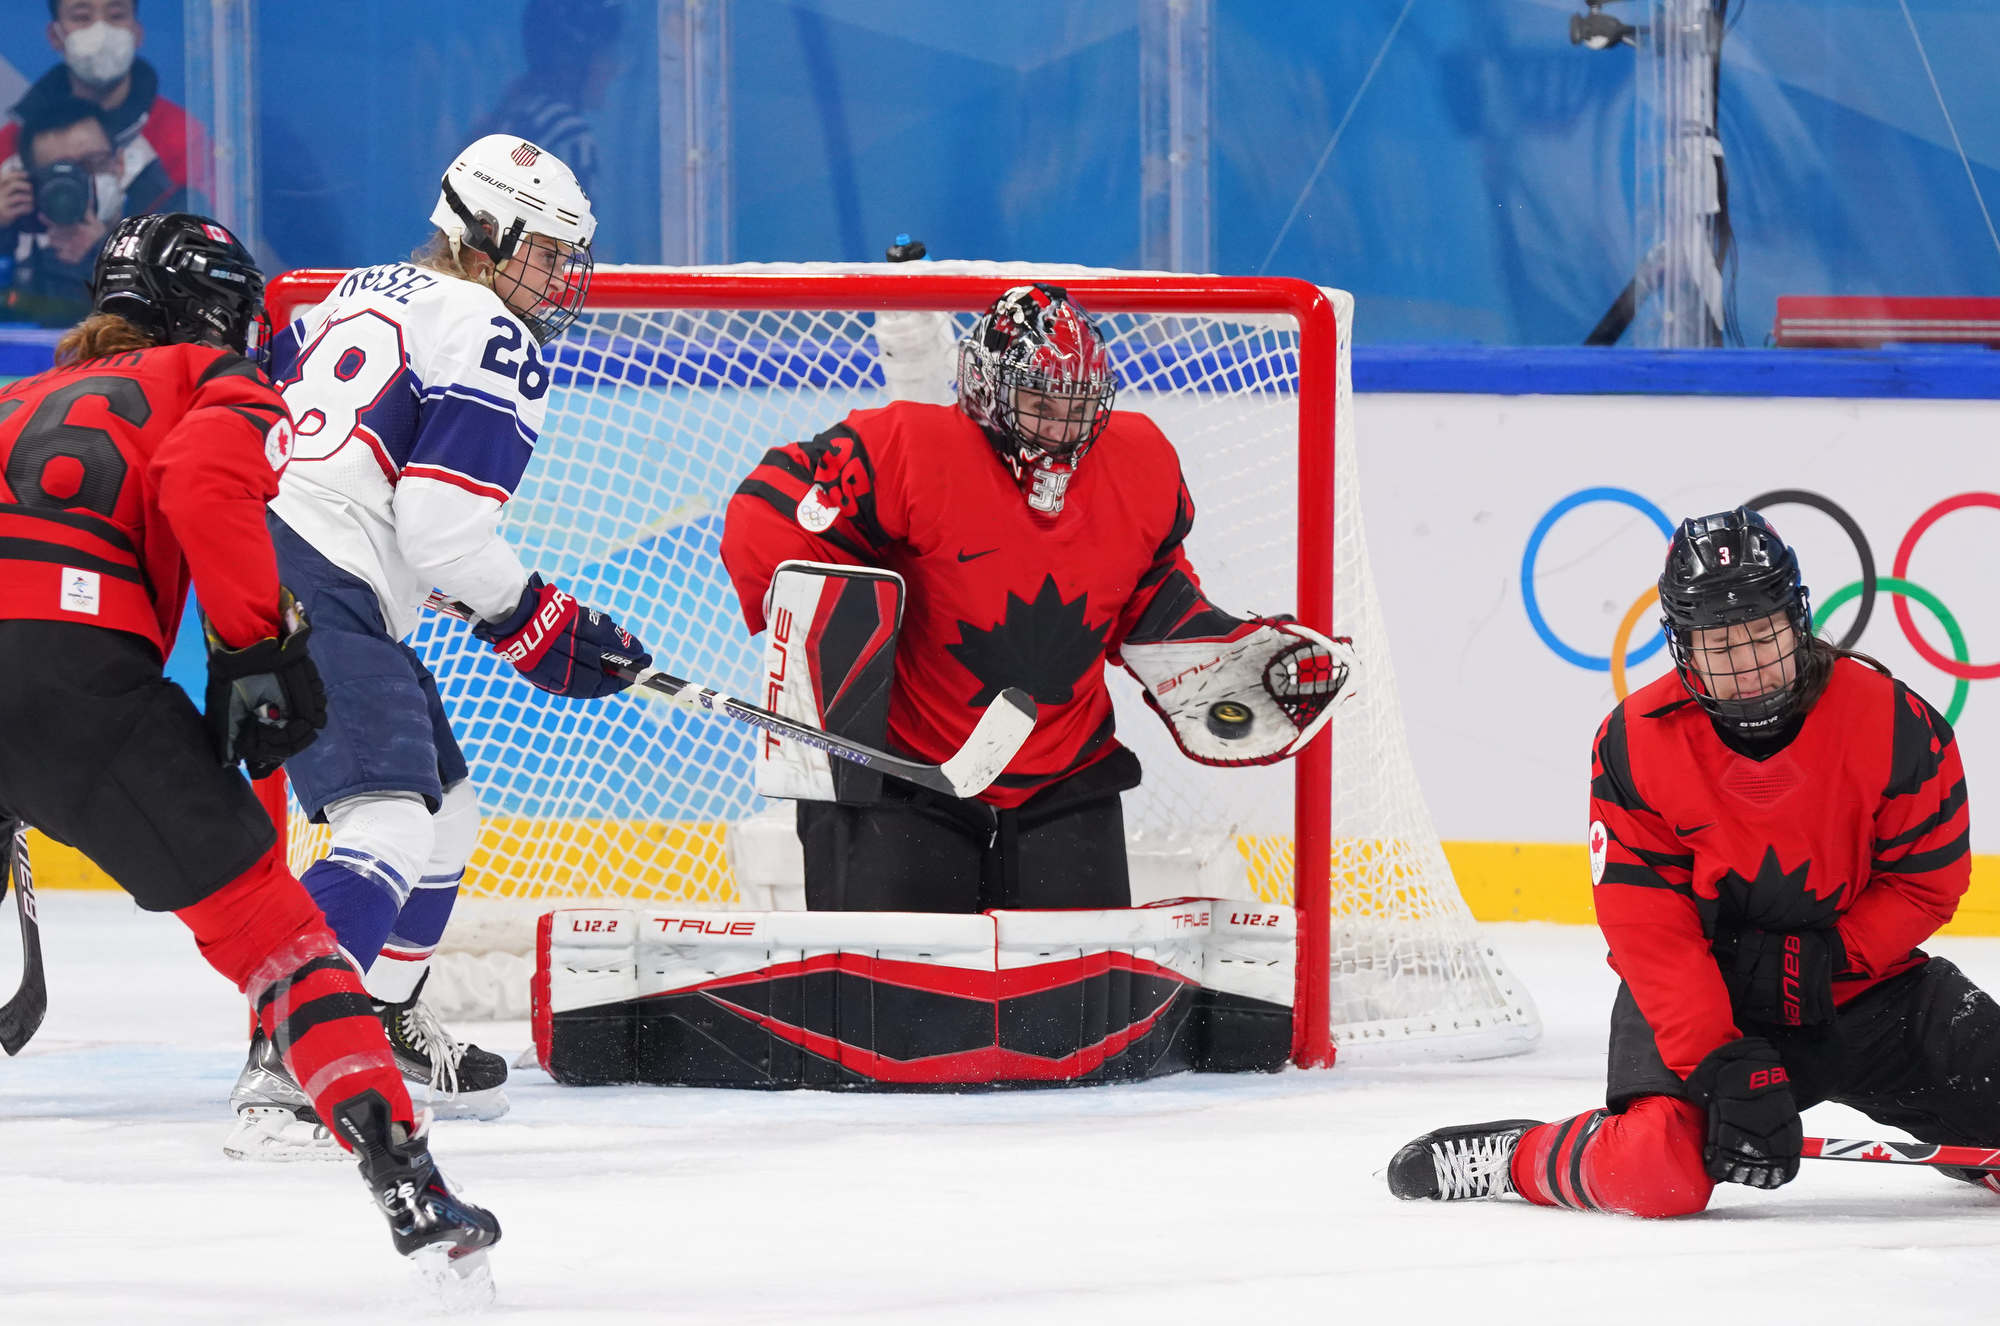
xmin=957 ymin=548 xmax=998 ymax=563
xmin=1674 ymin=822 xmax=1715 ymax=838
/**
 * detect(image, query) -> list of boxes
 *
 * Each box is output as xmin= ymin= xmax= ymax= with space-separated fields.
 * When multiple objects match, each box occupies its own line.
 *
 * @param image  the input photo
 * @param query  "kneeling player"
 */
xmin=1388 ymin=509 xmax=2000 ymax=1216
xmin=0 ymin=215 xmax=496 ymax=1271
xmin=721 ymin=284 xmax=1353 ymax=911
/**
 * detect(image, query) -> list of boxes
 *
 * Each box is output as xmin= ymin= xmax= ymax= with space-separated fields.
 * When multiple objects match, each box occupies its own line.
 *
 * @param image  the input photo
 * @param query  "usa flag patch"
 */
xmin=511 ymin=142 xmax=541 ymax=167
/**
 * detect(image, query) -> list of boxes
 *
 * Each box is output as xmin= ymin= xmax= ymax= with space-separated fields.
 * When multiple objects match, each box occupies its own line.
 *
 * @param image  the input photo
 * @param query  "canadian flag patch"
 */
xmin=1588 ymin=820 xmax=1608 ymax=885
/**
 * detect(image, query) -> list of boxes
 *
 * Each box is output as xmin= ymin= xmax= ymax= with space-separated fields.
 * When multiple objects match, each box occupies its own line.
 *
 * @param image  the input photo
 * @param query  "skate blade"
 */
xmin=410 ymin=1243 xmax=496 ymax=1314
xmin=422 ymin=1085 xmax=509 ymax=1122
xmin=222 ymin=1106 xmax=349 ymax=1163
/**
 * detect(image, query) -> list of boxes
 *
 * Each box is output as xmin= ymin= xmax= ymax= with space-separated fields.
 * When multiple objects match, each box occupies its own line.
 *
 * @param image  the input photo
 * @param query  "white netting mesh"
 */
xmin=273 ymin=262 xmax=1537 ymax=1062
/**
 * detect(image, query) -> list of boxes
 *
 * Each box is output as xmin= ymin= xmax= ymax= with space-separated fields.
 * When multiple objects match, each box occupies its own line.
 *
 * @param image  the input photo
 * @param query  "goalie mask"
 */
xmin=432 ymin=135 xmax=596 ymax=343
xmin=1659 ymin=507 xmax=1820 ymax=734
xmin=956 ymin=284 xmax=1117 ymax=516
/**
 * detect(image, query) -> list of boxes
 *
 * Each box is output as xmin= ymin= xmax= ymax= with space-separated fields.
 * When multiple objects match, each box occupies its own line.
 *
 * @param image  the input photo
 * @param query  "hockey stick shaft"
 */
xmin=1803 ymin=1136 xmax=2000 ymax=1172
xmin=0 ymin=817 xmax=47 ymax=1056
xmin=425 ymin=592 xmax=1036 ymax=798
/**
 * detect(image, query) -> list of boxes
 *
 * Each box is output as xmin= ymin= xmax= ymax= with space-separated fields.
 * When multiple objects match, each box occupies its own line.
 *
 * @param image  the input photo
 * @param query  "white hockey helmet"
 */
xmin=431 ymin=134 xmax=596 ymax=341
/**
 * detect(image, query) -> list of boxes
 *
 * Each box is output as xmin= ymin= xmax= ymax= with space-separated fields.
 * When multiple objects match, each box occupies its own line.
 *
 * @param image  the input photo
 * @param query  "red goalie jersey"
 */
xmin=722 ymin=400 xmax=1231 ymax=809
xmin=1590 ymin=658 xmax=1970 ymax=1079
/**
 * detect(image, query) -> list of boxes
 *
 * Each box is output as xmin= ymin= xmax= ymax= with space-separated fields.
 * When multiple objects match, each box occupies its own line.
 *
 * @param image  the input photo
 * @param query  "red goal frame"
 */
xmin=263 ymin=269 xmax=1344 ymax=1068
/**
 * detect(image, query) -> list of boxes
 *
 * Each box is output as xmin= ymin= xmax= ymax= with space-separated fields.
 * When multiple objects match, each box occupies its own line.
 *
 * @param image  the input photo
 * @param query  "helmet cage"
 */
xmin=1663 ymin=591 xmax=1817 ymax=731
xmin=957 ymin=284 xmax=1117 ymax=476
xmin=1658 ymin=508 xmax=1819 ymax=732
xmin=439 ymin=174 xmax=594 ymax=344
xmin=90 ymin=213 xmax=266 ymax=355
xmin=497 ymin=230 xmax=593 ymax=344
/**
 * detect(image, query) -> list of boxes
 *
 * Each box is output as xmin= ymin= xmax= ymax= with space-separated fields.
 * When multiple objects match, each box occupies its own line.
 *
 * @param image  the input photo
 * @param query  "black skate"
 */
xmin=1387 ymin=1119 xmax=1542 ymax=1201
xmin=375 ymin=972 xmax=510 ymax=1121
xmin=334 ymin=1089 xmax=501 ymax=1310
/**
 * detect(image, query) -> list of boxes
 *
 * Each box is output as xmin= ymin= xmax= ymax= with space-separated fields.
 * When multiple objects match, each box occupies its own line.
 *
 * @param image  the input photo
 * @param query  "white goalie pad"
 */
xmin=756 ymin=560 xmax=905 ymax=800
xmin=1121 ymin=618 xmax=1357 ymax=766
xmin=538 ymin=901 xmax=1295 ymax=1019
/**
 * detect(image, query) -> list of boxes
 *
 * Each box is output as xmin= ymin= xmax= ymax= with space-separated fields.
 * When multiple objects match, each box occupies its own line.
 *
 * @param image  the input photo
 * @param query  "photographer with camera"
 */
xmin=0 ymin=94 xmax=182 ymax=326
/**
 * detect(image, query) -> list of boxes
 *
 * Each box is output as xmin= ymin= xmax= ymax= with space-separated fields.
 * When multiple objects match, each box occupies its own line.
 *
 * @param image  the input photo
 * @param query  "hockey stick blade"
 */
xmin=600 ymin=654 xmax=1036 ymax=799
xmin=1803 ymin=1136 xmax=2000 ymax=1172
xmin=0 ymin=819 xmax=47 ymax=1056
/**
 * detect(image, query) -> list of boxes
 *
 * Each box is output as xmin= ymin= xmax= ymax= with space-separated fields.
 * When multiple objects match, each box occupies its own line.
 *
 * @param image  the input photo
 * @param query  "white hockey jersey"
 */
xmin=266 ymin=262 xmax=546 ymax=640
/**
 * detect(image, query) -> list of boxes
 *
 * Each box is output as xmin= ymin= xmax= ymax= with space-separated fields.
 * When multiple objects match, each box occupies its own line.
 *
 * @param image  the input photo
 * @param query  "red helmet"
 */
xmin=956 ymin=284 xmax=1117 ymax=513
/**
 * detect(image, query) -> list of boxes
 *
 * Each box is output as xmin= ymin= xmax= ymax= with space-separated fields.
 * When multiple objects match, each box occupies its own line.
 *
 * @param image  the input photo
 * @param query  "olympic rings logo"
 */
xmin=1521 ymin=486 xmax=2000 ymax=723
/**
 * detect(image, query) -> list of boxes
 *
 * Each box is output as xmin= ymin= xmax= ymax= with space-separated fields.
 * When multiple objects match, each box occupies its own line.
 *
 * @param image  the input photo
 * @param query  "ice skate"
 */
xmin=375 ymin=972 xmax=510 ymax=1121
xmin=1387 ymin=1119 xmax=1542 ymax=1201
xmin=222 ymin=1026 xmax=348 ymax=1162
xmin=334 ymin=1090 xmax=501 ymax=1311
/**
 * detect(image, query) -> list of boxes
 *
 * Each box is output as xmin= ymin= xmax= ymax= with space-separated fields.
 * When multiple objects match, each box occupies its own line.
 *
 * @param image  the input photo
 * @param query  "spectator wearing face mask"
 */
xmin=0 ymin=0 xmax=212 ymax=225
xmin=0 ymin=95 xmax=185 ymax=326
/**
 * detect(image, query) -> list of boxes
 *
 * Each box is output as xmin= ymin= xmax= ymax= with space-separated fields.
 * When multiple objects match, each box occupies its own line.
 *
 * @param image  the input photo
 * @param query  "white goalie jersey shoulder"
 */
xmin=1122 ymin=619 xmax=1358 ymax=766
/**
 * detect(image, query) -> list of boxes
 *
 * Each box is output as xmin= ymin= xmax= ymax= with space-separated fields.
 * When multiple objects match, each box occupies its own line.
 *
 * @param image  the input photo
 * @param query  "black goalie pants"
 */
xmin=796 ymin=747 xmax=1141 ymax=913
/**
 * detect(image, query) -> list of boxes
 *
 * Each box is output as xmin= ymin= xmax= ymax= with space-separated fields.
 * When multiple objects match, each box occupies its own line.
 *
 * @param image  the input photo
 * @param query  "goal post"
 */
xmin=262 ymin=261 xmax=1539 ymax=1069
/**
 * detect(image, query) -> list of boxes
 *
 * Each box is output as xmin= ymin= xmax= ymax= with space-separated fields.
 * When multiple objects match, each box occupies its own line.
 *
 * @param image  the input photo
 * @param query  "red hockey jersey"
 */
xmin=722 ymin=402 xmax=1223 ymax=809
xmin=0 ymin=345 xmax=292 ymax=654
xmin=1589 ymin=659 xmax=1970 ymax=1078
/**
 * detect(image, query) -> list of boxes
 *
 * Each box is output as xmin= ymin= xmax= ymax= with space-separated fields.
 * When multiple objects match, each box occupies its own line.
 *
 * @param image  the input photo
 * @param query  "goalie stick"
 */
xmin=425 ymin=592 xmax=1037 ymax=799
xmin=0 ymin=817 xmax=47 ymax=1056
xmin=1803 ymin=1136 xmax=2000 ymax=1173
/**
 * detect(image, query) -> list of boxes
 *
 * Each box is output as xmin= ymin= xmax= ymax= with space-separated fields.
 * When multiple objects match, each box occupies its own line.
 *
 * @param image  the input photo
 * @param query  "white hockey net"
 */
xmin=267 ymin=262 xmax=1538 ymax=1065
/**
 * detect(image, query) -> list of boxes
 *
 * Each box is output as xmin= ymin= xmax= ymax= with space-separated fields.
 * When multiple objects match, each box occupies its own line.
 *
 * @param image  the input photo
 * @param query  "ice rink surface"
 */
xmin=4 ymin=892 xmax=1998 ymax=1325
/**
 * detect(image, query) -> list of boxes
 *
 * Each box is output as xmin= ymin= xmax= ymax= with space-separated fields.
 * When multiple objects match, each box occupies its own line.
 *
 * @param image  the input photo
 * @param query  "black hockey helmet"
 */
xmin=90 ymin=213 xmax=266 ymax=355
xmin=1659 ymin=506 xmax=1819 ymax=731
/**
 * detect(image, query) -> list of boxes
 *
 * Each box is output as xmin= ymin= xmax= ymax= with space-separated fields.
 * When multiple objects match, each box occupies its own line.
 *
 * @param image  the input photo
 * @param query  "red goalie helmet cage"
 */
xmin=260 ymin=262 xmax=1539 ymax=1068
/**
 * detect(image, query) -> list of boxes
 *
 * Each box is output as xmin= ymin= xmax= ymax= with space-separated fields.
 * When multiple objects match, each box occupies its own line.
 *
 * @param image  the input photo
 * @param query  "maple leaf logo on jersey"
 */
xmin=947 ymin=574 xmax=1110 ymax=707
xmin=1716 ymin=845 xmax=1839 ymax=930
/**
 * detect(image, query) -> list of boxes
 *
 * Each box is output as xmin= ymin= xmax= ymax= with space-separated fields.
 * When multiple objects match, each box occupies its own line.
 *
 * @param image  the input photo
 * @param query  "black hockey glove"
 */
xmin=1685 ymin=1036 xmax=1802 ymax=1190
xmin=1713 ymin=926 xmax=1844 ymax=1028
xmin=203 ymin=588 xmax=328 ymax=780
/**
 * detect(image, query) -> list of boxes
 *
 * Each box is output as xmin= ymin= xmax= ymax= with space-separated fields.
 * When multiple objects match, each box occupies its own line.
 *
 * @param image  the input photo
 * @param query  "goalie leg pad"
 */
xmin=533 ymin=901 xmax=1295 ymax=1087
xmin=757 ymin=561 xmax=904 ymax=803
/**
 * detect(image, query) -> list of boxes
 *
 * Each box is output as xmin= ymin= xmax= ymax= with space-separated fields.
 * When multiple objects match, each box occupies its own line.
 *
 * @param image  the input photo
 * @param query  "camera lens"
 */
xmin=33 ymin=161 xmax=93 ymax=227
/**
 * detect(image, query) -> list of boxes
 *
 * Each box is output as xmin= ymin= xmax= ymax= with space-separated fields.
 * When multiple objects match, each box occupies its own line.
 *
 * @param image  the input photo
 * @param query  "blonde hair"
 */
xmin=53 ymin=313 xmax=156 ymax=366
xmin=410 ymin=229 xmax=494 ymax=285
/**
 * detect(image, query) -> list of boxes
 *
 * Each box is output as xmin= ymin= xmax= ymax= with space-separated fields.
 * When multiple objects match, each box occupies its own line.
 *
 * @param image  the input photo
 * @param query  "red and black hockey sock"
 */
xmin=1511 ymin=1097 xmax=1716 ymax=1218
xmin=176 ymin=849 xmax=415 ymax=1151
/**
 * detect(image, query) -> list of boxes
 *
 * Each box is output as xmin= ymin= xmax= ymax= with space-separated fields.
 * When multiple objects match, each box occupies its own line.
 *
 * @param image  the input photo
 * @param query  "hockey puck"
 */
xmin=1205 ymin=700 xmax=1255 ymax=741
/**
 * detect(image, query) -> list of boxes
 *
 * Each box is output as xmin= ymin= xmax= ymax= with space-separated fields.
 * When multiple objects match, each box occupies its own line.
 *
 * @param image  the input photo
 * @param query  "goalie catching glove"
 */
xmin=474 ymin=574 xmax=651 ymax=700
xmin=1121 ymin=617 xmax=1355 ymax=766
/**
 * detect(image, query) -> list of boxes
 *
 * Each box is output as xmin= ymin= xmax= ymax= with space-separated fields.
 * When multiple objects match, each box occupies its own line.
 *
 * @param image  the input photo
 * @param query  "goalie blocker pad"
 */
xmin=757 ymin=560 xmax=903 ymax=803
xmin=1121 ymin=618 xmax=1356 ymax=766
xmin=532 ymin=901 xmax=1295 ymax=1088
